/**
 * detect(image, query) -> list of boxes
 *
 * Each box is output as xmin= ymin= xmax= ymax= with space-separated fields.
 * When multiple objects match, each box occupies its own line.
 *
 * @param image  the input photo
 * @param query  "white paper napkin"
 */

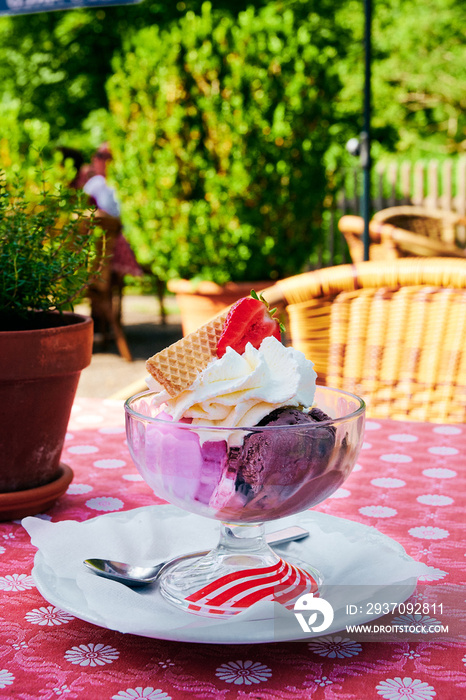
xmin=22 ymin=506 xmax=433 ymax=643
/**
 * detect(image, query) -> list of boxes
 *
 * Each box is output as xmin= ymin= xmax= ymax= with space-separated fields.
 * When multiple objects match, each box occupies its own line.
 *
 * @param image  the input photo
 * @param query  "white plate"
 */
xmin=30 ymin=507 xmax=423 ymax=644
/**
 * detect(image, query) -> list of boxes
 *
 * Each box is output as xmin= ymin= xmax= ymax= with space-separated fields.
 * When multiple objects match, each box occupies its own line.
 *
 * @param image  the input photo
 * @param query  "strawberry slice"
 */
xmin=216 ymin=291 xmax=282 ymax=357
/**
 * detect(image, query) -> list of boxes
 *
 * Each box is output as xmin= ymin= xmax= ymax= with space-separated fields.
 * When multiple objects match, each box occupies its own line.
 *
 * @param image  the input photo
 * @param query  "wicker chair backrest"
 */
xmin=263 ymin=258 xmax=466 ymax=423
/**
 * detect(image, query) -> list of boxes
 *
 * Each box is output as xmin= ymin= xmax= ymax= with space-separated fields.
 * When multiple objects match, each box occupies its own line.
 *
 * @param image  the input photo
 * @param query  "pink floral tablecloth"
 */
xmin=1 ymin=397 xmax=465 ymax=700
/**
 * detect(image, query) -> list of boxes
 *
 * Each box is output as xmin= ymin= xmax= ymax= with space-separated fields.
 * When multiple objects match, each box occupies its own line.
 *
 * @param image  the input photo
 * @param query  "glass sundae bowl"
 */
xmin=125 ymin=386 xmax=365 ymax=617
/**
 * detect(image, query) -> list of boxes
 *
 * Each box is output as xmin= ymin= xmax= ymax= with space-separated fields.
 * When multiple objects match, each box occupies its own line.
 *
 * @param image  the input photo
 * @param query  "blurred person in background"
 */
xmin=82 ymin=143 xmax=120 ymax=217
xmin=82 ymin=142 xmax=143 ymax=279
xmin=65 ymin=143 xmax=143 ymax=341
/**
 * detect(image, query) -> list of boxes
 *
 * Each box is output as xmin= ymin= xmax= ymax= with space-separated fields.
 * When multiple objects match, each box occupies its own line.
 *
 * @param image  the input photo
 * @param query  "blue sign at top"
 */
xmin=0 ymin=0 xmax=141 ymax=15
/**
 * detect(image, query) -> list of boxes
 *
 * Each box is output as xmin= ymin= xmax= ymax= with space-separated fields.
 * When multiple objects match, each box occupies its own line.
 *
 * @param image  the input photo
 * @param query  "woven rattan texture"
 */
xmin=372 ymin=206 xmax=461 ymax=244
xmin=263 ymin=259 xmax=466 ymax=423
xmin=338 ymin=207 xmax=466 ymax=263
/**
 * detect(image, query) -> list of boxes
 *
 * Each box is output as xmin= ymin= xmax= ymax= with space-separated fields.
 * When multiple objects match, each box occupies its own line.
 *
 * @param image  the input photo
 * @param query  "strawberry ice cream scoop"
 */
xmin=144 ymin=412 xmax=228 ymax=511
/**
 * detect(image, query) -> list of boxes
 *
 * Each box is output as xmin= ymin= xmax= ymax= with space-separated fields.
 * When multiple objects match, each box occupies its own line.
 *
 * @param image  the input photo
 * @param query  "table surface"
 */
xmin=1 ymin=397 xmax=465 ymax=700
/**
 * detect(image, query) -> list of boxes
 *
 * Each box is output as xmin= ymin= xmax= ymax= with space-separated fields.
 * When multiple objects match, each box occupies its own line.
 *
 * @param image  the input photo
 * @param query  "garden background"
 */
xmin=1 ymin=0 xmax=465 ymax=295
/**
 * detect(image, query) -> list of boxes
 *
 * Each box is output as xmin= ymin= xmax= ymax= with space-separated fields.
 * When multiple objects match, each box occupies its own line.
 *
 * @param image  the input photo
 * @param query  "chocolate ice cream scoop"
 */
xmin=232 ymin=406 xmax=336 ymax=512
xmin=257 ymin=406 xmax=332 ymax=427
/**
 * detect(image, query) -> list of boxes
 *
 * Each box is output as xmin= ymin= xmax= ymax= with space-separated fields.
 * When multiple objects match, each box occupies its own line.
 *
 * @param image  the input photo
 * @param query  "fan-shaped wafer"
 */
xmin=146 ymin=311 xmax=229 ymax=396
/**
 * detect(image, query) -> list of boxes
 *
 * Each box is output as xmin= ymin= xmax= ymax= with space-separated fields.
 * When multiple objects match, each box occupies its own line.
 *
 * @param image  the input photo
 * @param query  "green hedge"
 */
xmin=0 ymin=98 xmax=83 ymax=189
xmin=107 ymin=1 xmax=344 ymax=285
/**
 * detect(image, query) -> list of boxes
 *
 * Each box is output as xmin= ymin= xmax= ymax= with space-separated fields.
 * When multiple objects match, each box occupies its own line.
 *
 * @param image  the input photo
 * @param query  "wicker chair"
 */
xmin=262 ymin=258 xmax=466 ymax=424
xmin=339 ymin=206 xmax=466 ymax=263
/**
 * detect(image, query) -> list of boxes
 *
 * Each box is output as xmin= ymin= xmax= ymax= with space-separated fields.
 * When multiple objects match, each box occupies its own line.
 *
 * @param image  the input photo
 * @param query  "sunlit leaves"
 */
xmin=107 ymin=2 xmax=344 ymax=285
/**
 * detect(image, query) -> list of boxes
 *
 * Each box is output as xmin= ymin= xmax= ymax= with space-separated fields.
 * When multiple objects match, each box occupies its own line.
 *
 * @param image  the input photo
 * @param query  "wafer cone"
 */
xmin=146 ymin=311 xmax=229 ymax=396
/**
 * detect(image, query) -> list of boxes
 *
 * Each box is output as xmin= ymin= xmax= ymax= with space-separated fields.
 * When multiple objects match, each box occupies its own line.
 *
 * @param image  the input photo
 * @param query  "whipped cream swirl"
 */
xmin=147 ymin=337 xmax=317 ymax=446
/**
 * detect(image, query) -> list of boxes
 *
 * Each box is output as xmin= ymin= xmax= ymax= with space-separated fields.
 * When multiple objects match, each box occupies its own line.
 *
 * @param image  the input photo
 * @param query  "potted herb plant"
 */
xmin=0 ymin=171 xmax=98 ymax=519
xmin=107 ymin=3 xmax=343 ymax=334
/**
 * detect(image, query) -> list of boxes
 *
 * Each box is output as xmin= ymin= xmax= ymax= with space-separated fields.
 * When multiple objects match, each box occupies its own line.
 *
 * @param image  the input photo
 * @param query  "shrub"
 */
xmin=107 ymin=1 xmax=344 ymax=286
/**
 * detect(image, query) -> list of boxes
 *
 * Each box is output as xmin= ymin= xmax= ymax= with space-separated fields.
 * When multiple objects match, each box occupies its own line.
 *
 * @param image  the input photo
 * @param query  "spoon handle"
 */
xmin=266 ymin=525 xmax=308 ymax=545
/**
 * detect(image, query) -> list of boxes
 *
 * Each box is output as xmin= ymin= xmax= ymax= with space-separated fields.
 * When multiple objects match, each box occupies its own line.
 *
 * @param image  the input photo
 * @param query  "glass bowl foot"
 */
xmin=159 ymin=523 xmax=322 ymax=617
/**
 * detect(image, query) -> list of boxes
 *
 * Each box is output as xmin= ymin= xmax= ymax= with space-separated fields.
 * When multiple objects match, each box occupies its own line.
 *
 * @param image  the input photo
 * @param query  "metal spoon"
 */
xmin=83 ymin=525 xmax=309 ymax=587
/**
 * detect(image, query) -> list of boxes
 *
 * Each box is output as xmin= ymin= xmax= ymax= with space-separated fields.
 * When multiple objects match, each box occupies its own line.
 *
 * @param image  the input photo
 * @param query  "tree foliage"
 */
xmin=0 ymin=1 xmax=266 ymax=142
xmin=106 ymin=1 xmax=346 ymax=285
xmin=375 ymin=0 xmax=466 ymax=156
xmin=2 ymin=0 xmax=464 ymax=161
xmin=335 ymin=0 xmax=466 ymax=157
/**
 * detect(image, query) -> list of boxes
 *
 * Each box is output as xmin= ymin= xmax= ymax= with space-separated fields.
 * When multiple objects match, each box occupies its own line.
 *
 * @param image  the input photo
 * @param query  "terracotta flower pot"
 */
xmin=167 ymin=280 xmax=274 ymax=336
xmin=0 ymin=312 xmax=93 ymax=519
